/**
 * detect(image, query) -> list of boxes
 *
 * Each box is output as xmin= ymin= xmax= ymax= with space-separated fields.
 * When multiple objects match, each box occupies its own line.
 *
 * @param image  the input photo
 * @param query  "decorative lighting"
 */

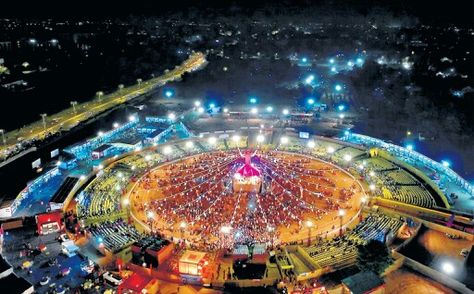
xmin=208 ymin=137 xmax=217 ymax=145
xmin=163 ymin=146 xmax=172 ymax=154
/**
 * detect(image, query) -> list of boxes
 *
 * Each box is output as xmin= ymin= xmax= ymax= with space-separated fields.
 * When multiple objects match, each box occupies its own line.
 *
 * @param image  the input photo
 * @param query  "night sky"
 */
xmin=1 ymin=0 xmax=473 ymax=26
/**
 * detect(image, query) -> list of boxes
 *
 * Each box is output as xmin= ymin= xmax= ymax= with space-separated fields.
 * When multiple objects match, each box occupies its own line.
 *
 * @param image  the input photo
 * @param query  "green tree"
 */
xmin=356 ymin=239 xmax=393 ymax=275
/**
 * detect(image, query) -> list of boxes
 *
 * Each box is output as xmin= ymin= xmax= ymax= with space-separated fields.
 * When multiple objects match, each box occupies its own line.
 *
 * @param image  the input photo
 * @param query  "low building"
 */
xmin=341 ymin=271 xmax=385 ymax=294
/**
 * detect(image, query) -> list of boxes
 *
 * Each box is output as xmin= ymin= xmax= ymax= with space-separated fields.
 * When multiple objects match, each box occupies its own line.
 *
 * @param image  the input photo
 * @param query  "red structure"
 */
xmin=35 ymin=211 xmax=63 ymax=235
xmin=118 ymin=273 xmax=159 ymax=294
xmin=232 ymin=150 xmax=262 ymax=193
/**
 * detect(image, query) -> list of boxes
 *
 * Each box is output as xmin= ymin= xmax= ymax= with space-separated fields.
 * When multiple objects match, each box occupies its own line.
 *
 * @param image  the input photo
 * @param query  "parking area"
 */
xmin=2 ymin=227 xmax=91 ymax=293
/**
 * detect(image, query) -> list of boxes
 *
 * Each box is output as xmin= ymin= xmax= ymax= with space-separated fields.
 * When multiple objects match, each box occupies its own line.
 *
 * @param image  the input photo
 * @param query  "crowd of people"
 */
xmin=130 ymin=148 xmax=361 ymax=250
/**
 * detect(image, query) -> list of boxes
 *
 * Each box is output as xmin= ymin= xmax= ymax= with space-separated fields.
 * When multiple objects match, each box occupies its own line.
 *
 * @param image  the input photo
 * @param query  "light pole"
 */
xmin=338 ymin=209 xmax=345 ymax=237
xmin=0 ymin=129 xmax=5 ymax=146
xmin=360 ymin=197 xmax=367 ymax=221
xmin=40 ymin=113 xmax=47 ymax=131
xmin=220 ymin=226 xmax=231 ymax=249
xmin=70 ymin=101 xmax=78 ymax=114
xmin=267 ymin=226 xmax=275 ymax=248
xmin=147 ymin=211 xmax=155 ymax=233
xmin=96 ymin=91 xmax=104 ymax=102
xmin=306 ymin=220 xmax=313 ymax=246
xmin=179 ymin=221 xmax=187 ymax=241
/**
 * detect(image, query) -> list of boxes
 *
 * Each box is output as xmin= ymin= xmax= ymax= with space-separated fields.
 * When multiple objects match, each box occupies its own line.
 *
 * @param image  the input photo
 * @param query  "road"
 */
xmin=0 ymin=52 xmax=207 ymax=161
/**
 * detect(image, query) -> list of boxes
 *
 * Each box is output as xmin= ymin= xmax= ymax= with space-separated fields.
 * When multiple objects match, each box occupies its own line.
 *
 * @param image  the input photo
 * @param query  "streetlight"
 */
xmin=250 ymin=107 xmax=258 ymax=115
xmin=266 ymin=106 xmax=273 ymax=113
xmin=282 ymin=108 xmax=289 ymax=115
xmin=360 ymin=197 xmax=367 ymax=221
xmin=0 ymin=129 xmax=5 ymax=146
xmin=40 ymin=113 xmax=47 ymax=131
xmin=335 ymin=84 xmax=342 ymax=92
xmin=147 ymin=211 xmax=155 ymax=232
xmin=338 ymin=209 xmax=345 ymax=236
xmin=194 ymin=100 xmax=201 ymax=107
xmin=70 ymin=101 xmax=78 ymax=114
xmin=208 ymin=136 xmax=217 ymax=145
xmin=96 ymin=91 xmax=104 ymax=102
xmin=232 ymin=135 xmax=240 ymax=143
xmin=306 ymin=220 xmax=313 ymax=245
xmin=220 ymin=225 xmax=232 ymax=248
xmin=185 ymin=141 xmax=194 ymax=149
xmin=267 ymin=226 xmax=275 ymax=248
xmin=179 ymin=221 xmax=187 ymax=240
xmin=442 ymin=262 xmax=455 ymax=275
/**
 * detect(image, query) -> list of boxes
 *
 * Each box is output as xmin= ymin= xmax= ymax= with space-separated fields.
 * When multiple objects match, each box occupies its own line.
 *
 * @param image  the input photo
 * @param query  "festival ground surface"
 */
xmin=127 ymin=150 xmax=366 ymax=249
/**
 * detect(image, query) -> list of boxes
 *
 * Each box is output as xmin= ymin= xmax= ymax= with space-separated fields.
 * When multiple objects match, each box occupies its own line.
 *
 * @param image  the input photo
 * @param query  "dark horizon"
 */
xmin=1 ymin=0 xmax=472 ymax=26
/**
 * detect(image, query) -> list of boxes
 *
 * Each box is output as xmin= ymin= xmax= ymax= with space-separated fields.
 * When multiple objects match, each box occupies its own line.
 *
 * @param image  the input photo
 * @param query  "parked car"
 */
xmin=58 ymin=234 xmax=70 ymax=243
xmin=39 ymin=276 xmax=50 ymax=286
xmin=460 ymin=248 xmax=470 ymax=258
xmin=103 ymin=272 xmax=123 ymax=286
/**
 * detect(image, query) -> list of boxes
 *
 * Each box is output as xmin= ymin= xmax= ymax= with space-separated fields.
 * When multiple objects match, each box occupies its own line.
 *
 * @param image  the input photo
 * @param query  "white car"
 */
xmin=103 ymin=272 xmax=123 ymax=286
xmin=58 ymin=234 xmax=70 ymax=243
xmin=40 ymin=276 xmax=50 ymax=286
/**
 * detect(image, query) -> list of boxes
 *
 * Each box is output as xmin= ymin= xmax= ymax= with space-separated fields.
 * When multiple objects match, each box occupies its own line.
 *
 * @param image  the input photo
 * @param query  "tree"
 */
xmin=356 ymin=239 xmax=393 ymax=275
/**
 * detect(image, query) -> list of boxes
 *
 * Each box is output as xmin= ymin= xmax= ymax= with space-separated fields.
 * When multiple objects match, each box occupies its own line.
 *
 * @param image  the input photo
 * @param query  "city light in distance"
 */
xmin=97 ymin=131 xmax=104 ymax=137
xmin=335 ymin=84 xmax=342 ymax=91
xmin=329 ymin=58 xmax=335 ymax=64
xmin=369 ymin=184 xmax=376 ymax=191
xmin=194 ymin=100 xmax=201 ymax=107
xmin=282 ymin=108 xmax=289 ymax=115
xmin=327 ymin=146 xmax=335 ymax=153
xmin=307 ymin=140 xmax=316 ymax=148
xmin=339 ymin=113 xmax=345 ymax=119
xmin=331 ymin=67 xmax=337 ymax=72
xmin=301 ymin=57 xmax=308 ymax=63
xmin=338 ymin=105 xmax=345 ymax=111
xmin=113 ymin=122 xmax=120 ymax=128
xmin=209 ymin=103 xmax=216 ymax=108
xmin=128 ymin=115 xmax=136 ymax=122
xmin=256 ymin=134 xmax=265 ymax=143
xmin=266 ymin=106 xmax=273 ymax=112
xmin=249 ymin=97 xmax=257 ymax=104
xmin=197 ymin=107 xmax=205 ymax=113
xmin=280 ymin=136 xmax=289 ymax=144
xmin=223 ymin=107 xmax=229 ymax=113
xmin=168 ymin=113 xmax=176 ymax=121
xmin=406 ymin=144 xmax=414 ymax=151
xmin=185 ymin=141 xmax=194 ymax=149
xmin=307 ymin=98 xmax=315 ymax=105
xmin=251 ymin=107 xmax=258 ymax=114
